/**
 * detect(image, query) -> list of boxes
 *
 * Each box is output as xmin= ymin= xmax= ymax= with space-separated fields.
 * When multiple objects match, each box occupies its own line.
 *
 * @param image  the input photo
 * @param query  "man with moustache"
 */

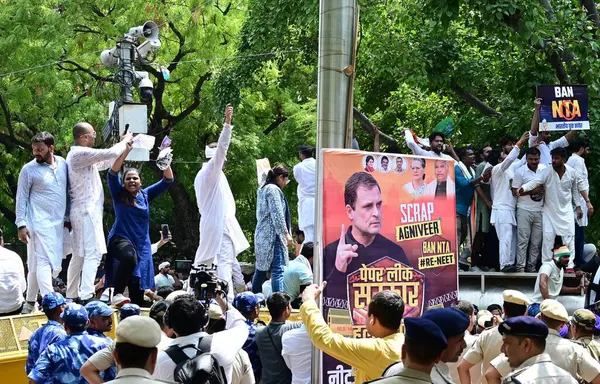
xmin=424 ymin=160 xmax=456 ymax=198
xmin=16 ymin=132 xmax=70 ymax=313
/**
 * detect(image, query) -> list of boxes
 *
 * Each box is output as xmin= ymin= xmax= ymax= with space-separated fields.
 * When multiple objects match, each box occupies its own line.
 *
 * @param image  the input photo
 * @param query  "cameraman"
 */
xmin=153 ymin=293 xmax=249 ymax=383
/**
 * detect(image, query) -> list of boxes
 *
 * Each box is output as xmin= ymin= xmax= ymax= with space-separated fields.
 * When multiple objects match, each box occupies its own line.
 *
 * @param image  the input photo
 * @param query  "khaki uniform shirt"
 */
xmin=492 ymin=329 xmax=600 ymax=382
xmin=367 ymin=365 xmax=432 ymax=384
xmin=502 ymin=353 xmax=577 ymax=384
xmin=462 ymin=326 xmax=502 ymax=384
xmin=573 ymin=337 xmax=600 ymax=362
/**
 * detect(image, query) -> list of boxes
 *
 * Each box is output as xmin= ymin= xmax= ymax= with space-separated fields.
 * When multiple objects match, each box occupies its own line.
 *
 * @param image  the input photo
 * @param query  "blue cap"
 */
xmin=119 ymin=303 xmax=141 ymax=320
xmin=404 ymin=317 xmax=447 ymax=348
xmin=42 ymin=292 xmax=66 ymax=312
xmin=499 ymin=316 xmax=549 ymax=339
xmin=85 ymin=301 xmax=116 ymax=318
xmin=60 ymin=303 xmax=89 ymax=327
xmin=233 ymin=292 xmax=265 ymax=313
xmin=422 ymin=308 xmax=470 ymax=338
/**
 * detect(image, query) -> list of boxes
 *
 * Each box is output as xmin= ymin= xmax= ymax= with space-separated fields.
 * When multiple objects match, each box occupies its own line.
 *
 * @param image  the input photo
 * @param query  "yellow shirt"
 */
xmin=300 ymin=299 xmax=404 ymax=384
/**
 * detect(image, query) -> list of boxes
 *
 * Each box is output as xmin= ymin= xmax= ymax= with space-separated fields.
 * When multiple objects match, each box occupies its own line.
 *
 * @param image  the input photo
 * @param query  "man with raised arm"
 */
xmin=529 ymin=97 xmax=577 ymax=165
xmin=194 ymin=105 xmax=249 ymax=301
xmin=16 ymin=132 xmax=69 ymax=313
xmin=66 ymin=122 xmax=132 ymax=305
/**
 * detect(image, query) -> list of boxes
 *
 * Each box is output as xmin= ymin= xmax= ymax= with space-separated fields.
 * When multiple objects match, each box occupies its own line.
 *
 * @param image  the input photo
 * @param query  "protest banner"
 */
xmin=319 ymin=149 xmax=458 ymax=384
xmin=255 ymin=158 xmax=271 ymax=186
xmin=537 ymin=85 xmax=589 ymax=131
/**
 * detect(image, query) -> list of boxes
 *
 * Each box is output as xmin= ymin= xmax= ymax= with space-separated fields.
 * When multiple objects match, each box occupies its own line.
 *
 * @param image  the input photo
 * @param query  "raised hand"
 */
xmin=335 ymin=224 xmax=358 ymax=273
xmin=301 ymin=281 xmax=328 ymax=303
xmin=225 ymin=104 xmax=233 ymax=125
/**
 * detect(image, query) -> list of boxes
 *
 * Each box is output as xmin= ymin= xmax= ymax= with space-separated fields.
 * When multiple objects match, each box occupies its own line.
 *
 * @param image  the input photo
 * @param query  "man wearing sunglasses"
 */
xmin=65 ymin=122 xmax=132 ymax=305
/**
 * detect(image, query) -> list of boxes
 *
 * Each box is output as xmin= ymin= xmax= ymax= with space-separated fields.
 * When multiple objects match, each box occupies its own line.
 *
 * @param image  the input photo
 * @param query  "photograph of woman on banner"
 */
xmin=363 ymin=155 xmax=376 ymax=173
xmin=404 ymin=158 xmax=427 ymax=198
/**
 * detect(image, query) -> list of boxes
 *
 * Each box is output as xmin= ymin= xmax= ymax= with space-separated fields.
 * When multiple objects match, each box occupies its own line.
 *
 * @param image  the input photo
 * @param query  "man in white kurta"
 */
xmin=15 ymin=132 xmax=69 ymax=313
xmin=567 ymin=139 xmax=592 ymax=268
xmin=403 ymin=129 xmax=454 ymax=160
xmin=293 ymin=145 xmax=315 ymax=244
xmin=519 ymin=147 xmax=588 ymax=270
xmin=194 ymin=105 xmax=249 ymax=301
xmin=66 ymin=123 xmax=131 ymax=302
xmin=490 ymin=133 xmax=527 ymax=272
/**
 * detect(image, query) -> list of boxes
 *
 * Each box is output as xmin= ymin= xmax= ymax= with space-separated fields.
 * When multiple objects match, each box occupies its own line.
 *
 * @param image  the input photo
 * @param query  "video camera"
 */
xmin=188 ymin=264 xmax=229 ymax=303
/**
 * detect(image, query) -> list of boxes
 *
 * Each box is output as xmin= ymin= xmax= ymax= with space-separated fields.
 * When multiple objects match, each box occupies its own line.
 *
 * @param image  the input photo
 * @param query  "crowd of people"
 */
xmin=1 ymin=97 xmax=600 ymax=384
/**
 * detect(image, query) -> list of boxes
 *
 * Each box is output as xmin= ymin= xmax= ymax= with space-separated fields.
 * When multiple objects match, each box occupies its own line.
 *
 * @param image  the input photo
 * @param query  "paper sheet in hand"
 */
xmin=256 ymin=158 xmax=271 ymax=186
xmin=132 ymin=134 xmax=156 ymax=150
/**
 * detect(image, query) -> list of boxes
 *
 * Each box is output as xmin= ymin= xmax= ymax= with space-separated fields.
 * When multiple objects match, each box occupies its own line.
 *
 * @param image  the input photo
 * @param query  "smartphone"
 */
xmin=161 ymin=224 xmax=169 ymax=239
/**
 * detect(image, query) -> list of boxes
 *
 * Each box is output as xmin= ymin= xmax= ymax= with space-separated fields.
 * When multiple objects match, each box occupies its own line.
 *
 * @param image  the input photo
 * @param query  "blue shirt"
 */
xmin=28 ymin=331 xmax=115 ymax=384
xmin=26 ymin=320 xmax=67 ymax=376
xmin=86 ymin=328 xmax=111 ymax=341
xmin=243 ymin=319 xmax=262 ymax=381
xmin=454 ymin=164 xmax=476 ymax=216
xmin=106 ymin=171 xmax=173 ymax=290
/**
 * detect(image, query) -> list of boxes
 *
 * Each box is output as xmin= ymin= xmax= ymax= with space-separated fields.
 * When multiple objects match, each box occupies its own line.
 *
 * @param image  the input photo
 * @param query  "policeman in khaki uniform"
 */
xmin=488 ymin=299 xmax=600 ymax=383
xmin=497 ymin=316 xmax=576 ymax=383
xmin=384 ymin=308 xmax=470 ymax=383
xmin=569 ymin=309 xmax=600 ymax=362
xmin=109 ymin=315 xmax=167 ymax=383
xmin=365 ymin=317 xmax=448 ymax=384
xmin=457 ymin=290 xmax=530 ymax=384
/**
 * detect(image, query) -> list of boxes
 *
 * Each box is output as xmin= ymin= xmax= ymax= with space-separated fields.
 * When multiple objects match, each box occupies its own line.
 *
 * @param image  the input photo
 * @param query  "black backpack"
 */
xmin=164 ymin=335 xmax=227 ymax=384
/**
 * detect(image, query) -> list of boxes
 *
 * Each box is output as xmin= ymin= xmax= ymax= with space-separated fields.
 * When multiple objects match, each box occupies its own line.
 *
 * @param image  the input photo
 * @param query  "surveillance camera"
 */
xmin=138 ymin=77 xmax=153 ymax=102
xmin=136 ymin=39 xmax=161 ymax=60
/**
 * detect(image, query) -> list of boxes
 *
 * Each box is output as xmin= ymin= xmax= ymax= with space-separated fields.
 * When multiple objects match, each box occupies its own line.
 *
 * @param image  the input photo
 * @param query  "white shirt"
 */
xmin=232 ymin=349 xmax=254 ymax=384
xmin=490 ymin=146 xmax=520 ymax=225
xmin=154 ymin=273 xmax=174 ymax=288
xmin=404 ymin=130 xmax=453 ymax=160
xmin=492 ymin=330 xmax=600 ymax=382
xmin=153 ymin=306 xmax=249 ymax=383
xmin=529 ymin=133 xmax=569 ymax=165
xmin=293 ymin=158 xmax=316 ymax=231
xmin=194 ymin=123 xmax=249 ymax=264
xmin=281 ymin=326 xmax=312 ymax=384
xmin=531 ymin=262 xmax=564 ymax=303
xmin=15 ymin=156 xmax=69 ymax=272
xmin=521 ymin=164 xmax=583 ymax=235
xmin=66 ymin=142 xmax=127 ymax=257
xmin=512 ymin=164 xmax=546 ymax=212
xmin=567 ymin=153 xmax=589 ymax=226
xmin=501 ymin=353 xmax=577 ymax=384
xmin=0 ymin=246 xmax=26 ymax=313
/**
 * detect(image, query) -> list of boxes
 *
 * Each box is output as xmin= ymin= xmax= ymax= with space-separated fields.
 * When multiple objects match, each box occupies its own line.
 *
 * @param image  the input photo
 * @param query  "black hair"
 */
xmin=515 ymin=335 xmax=546 ymax=351
xmin=428 ymin=132 xmax=446 ymax=143
xmin=31 ymin=131 xmax=55 ymax=147
xmin=570 ymin=138 xmax=590 ymax=153
xmin=300 ymin=242 xmax=314 ymax=260
xmin=157 ymin=286 xmax=174 ymax=300
xmin=540 ymin=314 xmax=565 ymax=330
xmin=366 ymin=155 xmax=374 ymax=163
xmin=452 ymin=300 xmax=474 ymax=317
xmin=114 ymin=342 xmax=155 ymax=368
xmin=381 ymin=156 xmax=389 ymax=163
xmin=294 ymin=227 xmax=304 ymax=237
xmin=367 ymin=291 xmax=405 ymax=331
xmin=405 ymin=338 xmax=445 ymax=365
xmin=149 ymin=300 xmax=171 ymax=328
xmin=457 ymin=148 xmax=473 ymax=161
xmin=266 ymin=292 xmax=291 ymax=320
xmin=120 ymin=168 xmax=141 ymax=207
xmin=487 ymin=304 xmax=502 ymax=313
xmin=487 ymin=149 xmax=501 ymax=166
xmin=168 ymin=296 xmax=206 ymax=336
xmin=503 ymin=302 xmax=527 ymax=318
xmin=500 ymin=135 xmax=516 ymax=148
xmin=299 ymin=145 xmax=313 ymax=159
xmin=206 ymin=318 xmax=227 ymax=334
xmin=526 ymin=147 xmax=541 ymax=157
xmin=263 ymin=164 xmax=289 ymax=188
xmin=344 ymin=172 xmax=381 ymax=209
xmin=550 ymin=147 xmax=567 ymax=160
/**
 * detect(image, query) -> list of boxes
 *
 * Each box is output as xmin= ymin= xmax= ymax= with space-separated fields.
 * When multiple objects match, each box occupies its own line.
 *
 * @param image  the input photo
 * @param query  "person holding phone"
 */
xmin=104 ymin=140 xmax=174 ymax=306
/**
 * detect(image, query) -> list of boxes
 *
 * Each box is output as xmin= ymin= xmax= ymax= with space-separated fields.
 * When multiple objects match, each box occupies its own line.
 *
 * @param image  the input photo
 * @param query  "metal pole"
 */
xmin=313 ymin=2 xmax=357 ymax=383
xmin=119 ymin=40 xmax=135 ymax=103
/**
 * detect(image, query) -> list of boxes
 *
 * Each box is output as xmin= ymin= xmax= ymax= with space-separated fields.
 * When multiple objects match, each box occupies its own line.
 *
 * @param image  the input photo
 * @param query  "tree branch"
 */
xmin=352 ymin=107 xmax=398 ymax=147
xmin=168 ymin=72 xmax=212 ymax=126
xmin=450 ymin=81 xmax=502 ymax=117
xmin=0 ymin=92 xmax=14 ymax=137
xmin=216 ymin=1 xmax=232 ymax=15
xmin=167 ymin=22 xmax=196 ymax=73
xmin=581 ymin=0 xmax=600 ymax=30
xmin=73 ymin=24 xmax=103 ymax=35
xmin=0 ymin=200 xmax=15 ymax=224
xmin=0 ymin=132 xmax=28 ymax=149
xmin=57 ymin=60 xmax=115 ymax=83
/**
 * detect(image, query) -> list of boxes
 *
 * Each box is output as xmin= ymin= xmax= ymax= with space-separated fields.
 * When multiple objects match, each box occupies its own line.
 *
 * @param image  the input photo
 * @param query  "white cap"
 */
xmin=158 ymin=261 xmax=170 ymax=270
xmin=116 ymin=316 xmax=161 ymax=348
xmin=503 ymin=290 xmax=530 ymax=306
